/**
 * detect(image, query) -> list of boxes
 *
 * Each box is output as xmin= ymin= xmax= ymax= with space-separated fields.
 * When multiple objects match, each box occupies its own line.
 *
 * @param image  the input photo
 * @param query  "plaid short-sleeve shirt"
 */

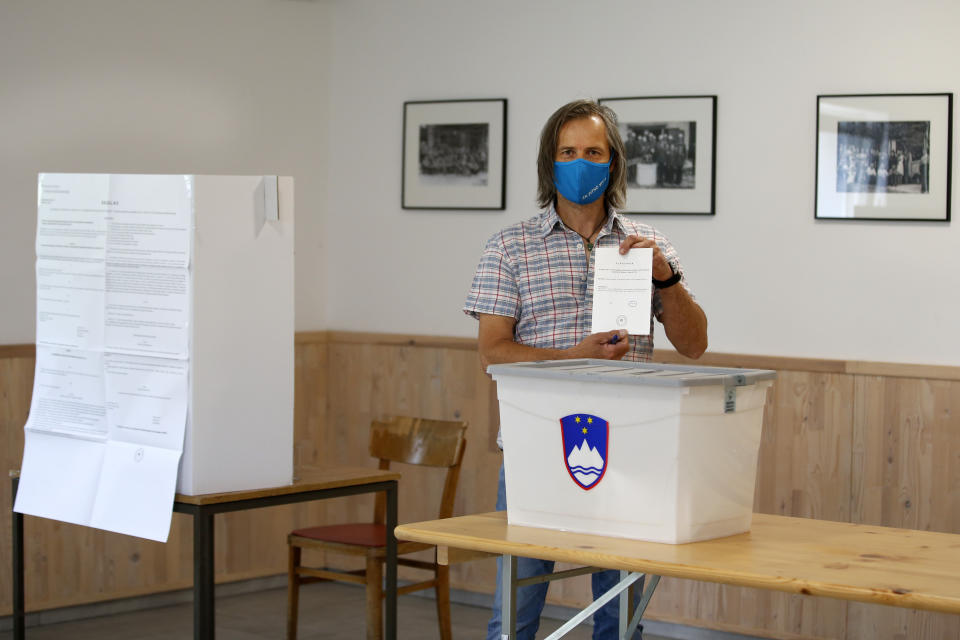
xmin=464 ymin=205 xmax=692 ymax=362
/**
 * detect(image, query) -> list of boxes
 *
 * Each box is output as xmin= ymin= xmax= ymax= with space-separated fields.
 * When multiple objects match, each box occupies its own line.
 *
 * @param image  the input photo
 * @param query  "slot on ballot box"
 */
xmin=487 ymin=359 xmax=775 ymax=544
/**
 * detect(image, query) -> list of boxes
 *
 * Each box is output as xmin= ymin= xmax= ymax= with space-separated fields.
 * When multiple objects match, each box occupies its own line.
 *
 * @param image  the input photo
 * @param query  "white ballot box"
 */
xmin=487 ymin=359 xmax=775 ymax=544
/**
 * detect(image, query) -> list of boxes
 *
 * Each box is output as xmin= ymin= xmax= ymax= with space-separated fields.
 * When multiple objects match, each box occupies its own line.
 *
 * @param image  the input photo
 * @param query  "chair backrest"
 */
xmin=369 ymin=416 xmax=468 ymax=524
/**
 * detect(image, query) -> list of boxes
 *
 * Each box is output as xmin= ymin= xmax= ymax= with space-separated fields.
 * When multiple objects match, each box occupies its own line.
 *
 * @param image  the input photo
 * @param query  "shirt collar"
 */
xmin=540 ymin=203 xmax=625 ymax=238
xmin=539 ymin=204 xmax=562 ymax=237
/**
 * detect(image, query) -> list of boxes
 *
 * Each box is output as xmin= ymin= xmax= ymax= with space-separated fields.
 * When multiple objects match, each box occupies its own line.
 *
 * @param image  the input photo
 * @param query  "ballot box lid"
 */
xmin=486 ymin=359 xmax=776 ymax=388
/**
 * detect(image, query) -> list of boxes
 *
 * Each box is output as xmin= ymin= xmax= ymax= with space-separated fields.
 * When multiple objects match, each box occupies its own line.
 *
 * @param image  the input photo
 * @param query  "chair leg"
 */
xmin=435 ymin=564 xmax=452 ymax=640
xmin=365 ymin=555 xmax=383 ymax=640
xmin=287 ymin=545 xmax=301 ymax=640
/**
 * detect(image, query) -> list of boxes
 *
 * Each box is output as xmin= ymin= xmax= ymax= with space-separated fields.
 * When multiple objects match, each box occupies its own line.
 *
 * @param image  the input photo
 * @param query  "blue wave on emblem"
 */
xmin=568 ymin=467 xmax=602 ymax=486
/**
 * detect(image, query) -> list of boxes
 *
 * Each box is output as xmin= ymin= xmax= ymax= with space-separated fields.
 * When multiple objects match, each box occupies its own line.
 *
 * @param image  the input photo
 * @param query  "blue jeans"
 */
xmin=486 ymin=464 xmax=643 ymax=639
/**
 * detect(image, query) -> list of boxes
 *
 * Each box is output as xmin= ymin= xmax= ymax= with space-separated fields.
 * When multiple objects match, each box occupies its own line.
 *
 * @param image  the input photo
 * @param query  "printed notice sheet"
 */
xmin=15 ymin=173 xmax=193 ymax=542
xmin=590 ymin=247 xmax=653 ymax=335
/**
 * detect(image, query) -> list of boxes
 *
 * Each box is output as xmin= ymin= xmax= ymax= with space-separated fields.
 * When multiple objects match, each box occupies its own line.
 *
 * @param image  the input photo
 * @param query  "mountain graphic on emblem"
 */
xmin=566 ymin=439 xmax=604 ymax=487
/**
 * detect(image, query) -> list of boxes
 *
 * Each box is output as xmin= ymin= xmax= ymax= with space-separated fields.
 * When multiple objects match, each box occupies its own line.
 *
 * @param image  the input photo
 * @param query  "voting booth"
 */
xmin=16 ymin=173 xmax=294 ymax=542
xmin=488 ymin=359 xmax=775 ymax=544
xmin=179 ymin=175 xmax=295 ymax=495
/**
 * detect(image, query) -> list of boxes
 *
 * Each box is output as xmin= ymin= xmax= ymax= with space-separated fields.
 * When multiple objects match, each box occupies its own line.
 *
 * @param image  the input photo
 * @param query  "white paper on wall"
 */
xmin=14 ymin=173 xmax=193 ymax=543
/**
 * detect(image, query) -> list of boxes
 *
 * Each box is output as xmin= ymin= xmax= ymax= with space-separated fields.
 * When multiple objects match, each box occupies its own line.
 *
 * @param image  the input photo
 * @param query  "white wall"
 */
xmin=0 ymin=0 xmax=331 ymax=342
xmin=3 ymin=0 xmax=959 ymax=366
xmin=323 ymin=0 xmax=960 ymax=365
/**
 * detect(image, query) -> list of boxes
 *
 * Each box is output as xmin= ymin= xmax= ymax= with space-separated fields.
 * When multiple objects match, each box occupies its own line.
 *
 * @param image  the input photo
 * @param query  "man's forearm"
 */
xmin=658 ymin=285 xmax=708 ymax=359
xmin=479 ymin=338 xmax=572 ymax=369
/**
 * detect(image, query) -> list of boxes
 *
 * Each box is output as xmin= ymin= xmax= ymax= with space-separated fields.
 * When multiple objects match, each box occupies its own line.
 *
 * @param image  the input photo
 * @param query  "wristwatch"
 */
xmin=652 ymin=264 xmax=681 ymax=289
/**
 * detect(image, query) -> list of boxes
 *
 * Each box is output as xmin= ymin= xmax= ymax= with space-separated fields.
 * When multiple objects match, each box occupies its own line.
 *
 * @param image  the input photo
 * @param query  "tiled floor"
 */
xmin=1 ymin=581 xmax=674 ymax=640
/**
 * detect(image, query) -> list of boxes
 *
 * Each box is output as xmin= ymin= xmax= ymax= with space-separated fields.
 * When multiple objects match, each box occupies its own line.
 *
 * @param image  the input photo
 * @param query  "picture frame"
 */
xmin=402 ymin=99 xmax=507 ymax=210
xmin=815 ymin=93 xmax=952 ymax=221
xmin=598 ymin=95 xmax=717 ymax=215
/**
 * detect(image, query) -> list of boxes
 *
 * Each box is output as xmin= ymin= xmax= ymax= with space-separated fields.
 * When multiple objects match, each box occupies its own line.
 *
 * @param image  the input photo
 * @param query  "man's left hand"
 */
xmin=619 ymin=235 xmax=707 ymax=360
xmin=619 ymin=234 xmax=673 ymax=280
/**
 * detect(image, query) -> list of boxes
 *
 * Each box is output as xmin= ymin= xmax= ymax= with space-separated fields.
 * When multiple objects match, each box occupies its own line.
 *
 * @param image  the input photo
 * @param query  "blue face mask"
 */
xmin=554 ymin=158 xmax=611 ymax=205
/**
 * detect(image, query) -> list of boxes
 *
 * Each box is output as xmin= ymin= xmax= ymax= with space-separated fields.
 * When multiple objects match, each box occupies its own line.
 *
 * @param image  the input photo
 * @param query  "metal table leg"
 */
xmin=12 ymin=476 xmax=25 ymax=640
xmin=625 ymin=575 xmax=660 ymax=636
xmin=384 ymin=481 xmax=397 ymax=640
xmin=193 ymin=508 xmax=215 ymax=639
xmin=501 ymin=554 xmax=518 ymax=640
xmin=618 ymin=570 xmax=629 ymax=638
xmin=543 ymin=571 xmax=643 ymax=640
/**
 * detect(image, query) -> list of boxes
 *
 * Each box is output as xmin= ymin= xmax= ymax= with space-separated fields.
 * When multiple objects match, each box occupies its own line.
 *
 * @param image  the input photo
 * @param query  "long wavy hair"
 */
xmin=536 ymin=99 xmax=627 ymax=210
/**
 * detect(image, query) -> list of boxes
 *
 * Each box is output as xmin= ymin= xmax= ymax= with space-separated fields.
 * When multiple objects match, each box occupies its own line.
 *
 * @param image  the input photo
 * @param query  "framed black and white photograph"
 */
xmin=598 ymin=95 xmax=716 ymax=215
xmin=402 ymin=99 xmax=506 ymax=210
xmin=816 ymin=93 xmax=952 ymax=221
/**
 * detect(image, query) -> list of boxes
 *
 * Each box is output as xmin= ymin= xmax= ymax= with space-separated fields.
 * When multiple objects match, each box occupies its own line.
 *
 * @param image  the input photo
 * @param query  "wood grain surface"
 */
xmin=396 ymin=511 xmax=960 ymax=613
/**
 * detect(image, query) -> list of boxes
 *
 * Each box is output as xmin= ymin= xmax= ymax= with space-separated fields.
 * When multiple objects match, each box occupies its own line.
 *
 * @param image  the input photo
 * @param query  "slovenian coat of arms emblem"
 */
xmin=559 ymin=413 xmax=609 ymax=490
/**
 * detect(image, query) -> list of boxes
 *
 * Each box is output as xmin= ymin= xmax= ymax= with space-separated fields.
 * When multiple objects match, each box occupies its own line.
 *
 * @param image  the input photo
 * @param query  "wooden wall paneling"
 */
xmin=325 ymin=342 xmax=375 ymax=469
xmin=218 ymin=505 xmax=310 ymax=580
xmin=850 ymin=377 xmax=960 ymax=531
xmin=753 ymin=371 xmax=854 ymax=521
xmin=622 ymin=590 xmax=823 ymax=640
xmin=323 ymin=342 xmax=382 ymax=528
xmin=17 ymin=509 xmax=195 ymax=612
xmin=294 ymin=340 xmax=328 ymax=469
xmin=845 ymin=376 xmax=960 ymax=639
xmin=163 ymin=514 xmax=194 ymax=587
xmin=2 ymin=353 xmax=35 ymax=615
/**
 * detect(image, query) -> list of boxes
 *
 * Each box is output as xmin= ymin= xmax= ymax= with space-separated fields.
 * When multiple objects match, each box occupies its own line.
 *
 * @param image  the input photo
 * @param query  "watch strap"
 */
xmin=652 ymin=266 xmax=681 ymax=289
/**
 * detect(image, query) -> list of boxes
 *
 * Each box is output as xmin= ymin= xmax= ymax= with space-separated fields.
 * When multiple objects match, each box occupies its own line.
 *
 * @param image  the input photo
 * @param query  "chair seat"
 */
xmin=291 ymin=523 xmax=386 ymax=547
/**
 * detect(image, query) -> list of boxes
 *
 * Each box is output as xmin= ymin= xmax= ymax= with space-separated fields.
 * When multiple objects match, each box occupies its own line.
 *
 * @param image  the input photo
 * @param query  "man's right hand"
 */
xmin=477 ymin=314 xmax=630 ymax=369
xmin=568 ymin=330 xmax=630 ymax=360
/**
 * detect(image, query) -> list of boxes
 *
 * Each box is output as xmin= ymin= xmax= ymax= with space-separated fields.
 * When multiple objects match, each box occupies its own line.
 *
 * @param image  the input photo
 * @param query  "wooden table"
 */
xmin=11 ymin=466 xmax=401 ymax=640
xmin=396 ymin=511 xmax=960 ymax=639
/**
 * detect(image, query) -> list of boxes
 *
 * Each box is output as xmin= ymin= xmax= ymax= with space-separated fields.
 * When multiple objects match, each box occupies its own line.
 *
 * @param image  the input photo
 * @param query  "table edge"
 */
xmin=395 ymin=513 xmax=960 ymax=615
xmin=174 ymin=467 xmax=400 ymax=505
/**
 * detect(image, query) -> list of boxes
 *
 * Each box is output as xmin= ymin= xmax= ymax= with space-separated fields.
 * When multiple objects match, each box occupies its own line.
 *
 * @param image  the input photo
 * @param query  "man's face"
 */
xmin=555 ymin=115 xmax=611 ymax=164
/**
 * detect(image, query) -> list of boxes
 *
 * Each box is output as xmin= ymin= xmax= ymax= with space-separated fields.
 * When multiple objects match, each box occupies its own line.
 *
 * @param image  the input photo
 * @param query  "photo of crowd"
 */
xmin=836 ymin=121 xmax=930 ymax=194
xmin=622 ymin=121 xmax=696 ymax=189
xmin=418 ymin=123 xmax=489 ymax=186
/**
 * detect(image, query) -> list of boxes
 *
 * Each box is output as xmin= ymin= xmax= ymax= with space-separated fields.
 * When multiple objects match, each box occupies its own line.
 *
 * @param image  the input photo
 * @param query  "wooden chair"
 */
xmin=286 ymin=416 xmax=468 ymax=640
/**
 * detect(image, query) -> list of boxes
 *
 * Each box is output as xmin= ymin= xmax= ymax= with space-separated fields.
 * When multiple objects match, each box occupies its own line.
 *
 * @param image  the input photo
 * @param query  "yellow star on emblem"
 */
xmin=587 ymin=417 xmax=593 ymax=424
xmin=582 ymin=427 xmax=588 ymax=434
xmin=574 ymin=416 xmax=581 ymax=423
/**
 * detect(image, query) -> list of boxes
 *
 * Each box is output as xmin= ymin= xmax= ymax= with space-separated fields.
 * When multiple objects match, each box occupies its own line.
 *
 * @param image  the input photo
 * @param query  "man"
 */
xmin=464 ymin=99 xmax=707 ymax=639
